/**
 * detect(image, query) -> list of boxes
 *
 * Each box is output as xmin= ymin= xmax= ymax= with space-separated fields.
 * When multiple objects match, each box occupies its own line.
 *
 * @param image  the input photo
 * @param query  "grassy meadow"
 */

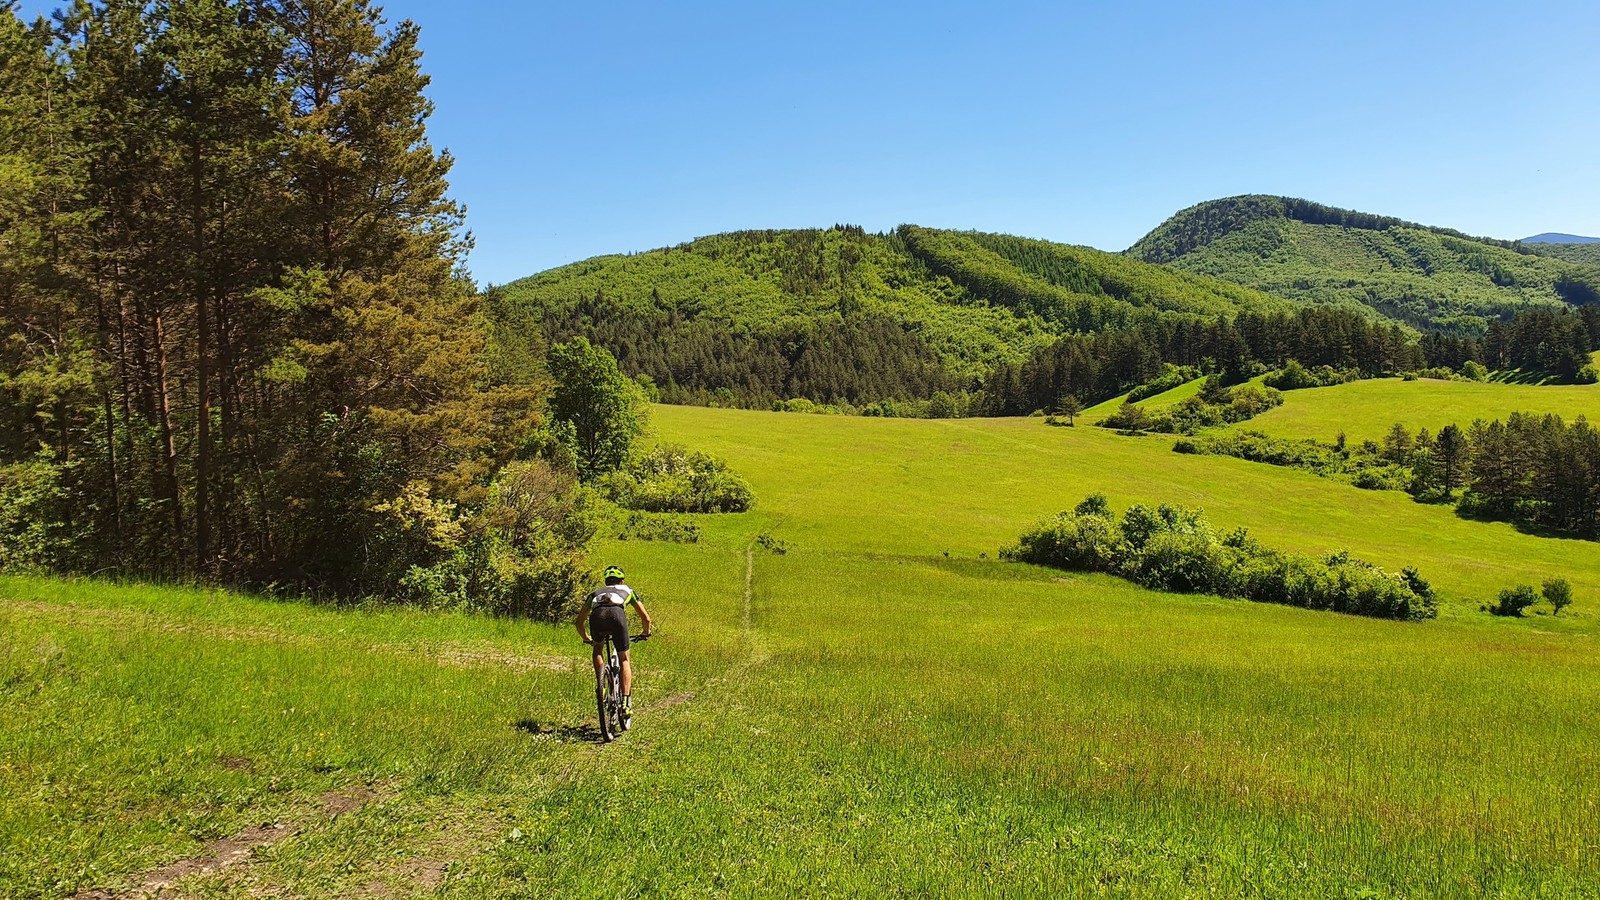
xmin=6 ymin=388 xmax=1600 ymax=897
xmin=1245 ymin=377 xmax=1600 ymax=444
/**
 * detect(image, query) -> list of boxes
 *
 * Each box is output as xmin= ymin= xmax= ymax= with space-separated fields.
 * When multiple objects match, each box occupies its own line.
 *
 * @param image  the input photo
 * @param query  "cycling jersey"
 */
xmin=584 ymin=584 xmax=639 ymax=611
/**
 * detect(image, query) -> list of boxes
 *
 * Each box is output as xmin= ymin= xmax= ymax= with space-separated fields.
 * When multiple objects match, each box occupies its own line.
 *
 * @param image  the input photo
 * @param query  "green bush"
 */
xmin=0 ymin=459 xmax=84 ymax=572
xmin=1123 ymin=384 xmax=1283 ymax=435
xmin=1100 ymin=401 xmax=1152 ymax=432
xmin=1488 ymin=584 xmax=1539 ymax=617
xmin=1179 ymin=430 xmax=1409 ymax=490
xmin=597 ymin=444 xmax=754 ymax=513
xmin=388 ymin=459 xmax=602 ymax=621
xmin=1002 ymin=496 xmax=1437 ymax=621
xmin=1264 ymin=360 xmax=1359 ymax=391
xmin=1541 ymin=578 xmax=1574 ymax=615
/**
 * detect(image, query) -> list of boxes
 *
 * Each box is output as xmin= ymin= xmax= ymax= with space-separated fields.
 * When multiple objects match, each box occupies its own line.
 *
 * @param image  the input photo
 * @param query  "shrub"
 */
xmin=1003 ymin=495 xmax=1436 ymax=621
xmin=1578 ymin=364 xmax=1599 ymax=385
xmin=597 ymin=444 xmax=754 ymax=513
xmin=389 ymin=459 xmax=602 ymax=621
xmin=1264 ymin=361 xmax=1359 ymax=391
xmin=1488 ymin=584 xmax=1539 ymax=617
xmin=1074 ymin=493 xmax=1110 ymax=517
xmin=1541 ymin=578 xmax=1573 ymax=615
xmin=1124 ymin=385 xmax=1283 ymax=435
xmin=0 ymin=459 xmax=83 ymax=572
xmin=1100 ymin=400 xmax=1152 ymax=432
xmin=1460 ymin=360 xmax=1490 ymax=382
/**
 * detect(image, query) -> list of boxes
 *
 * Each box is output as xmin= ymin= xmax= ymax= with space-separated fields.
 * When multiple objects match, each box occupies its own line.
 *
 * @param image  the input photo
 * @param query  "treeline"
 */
xmin=527 ymin=297 xmax=964 ymax=408
xmin=1420 ymin=307 xmax=1600 ymax=381
xmin=984 ymin=307 xmax=1423 ymax=416
xmin=1456 ymin=414 xmax=1600 ymax=538
xmin=1183 ymin=413 xmax=1600 ymax=541
xmin=0 ymin=1 xmax=593 ymax=612
xmin=536 ymin=281 xmax=1543 ymax=418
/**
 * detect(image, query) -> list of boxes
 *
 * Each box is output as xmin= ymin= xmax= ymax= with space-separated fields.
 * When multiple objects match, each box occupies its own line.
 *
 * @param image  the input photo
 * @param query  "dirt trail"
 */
xmin=56 ymin=540 xmax=773 ymax=898
xmin=71 ymin=785 xmax=387 ymax=899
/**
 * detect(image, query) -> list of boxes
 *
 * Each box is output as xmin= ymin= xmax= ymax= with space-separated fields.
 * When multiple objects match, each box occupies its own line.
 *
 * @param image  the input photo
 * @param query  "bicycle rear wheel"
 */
xmin=605 ymin=648 xmax=623 ymax=737
xmin=596 ymin=640 xmax=616 ymax=743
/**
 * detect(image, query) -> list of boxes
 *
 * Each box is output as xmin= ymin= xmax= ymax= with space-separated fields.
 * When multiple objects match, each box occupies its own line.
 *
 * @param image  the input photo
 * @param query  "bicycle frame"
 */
xmin=593 ymin=632 xmax=647 ymax=743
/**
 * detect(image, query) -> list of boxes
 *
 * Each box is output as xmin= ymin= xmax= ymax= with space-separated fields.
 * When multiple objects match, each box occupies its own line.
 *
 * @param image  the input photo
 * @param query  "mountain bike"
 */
xmin=593 ymin=633 xmax=648 ymax=743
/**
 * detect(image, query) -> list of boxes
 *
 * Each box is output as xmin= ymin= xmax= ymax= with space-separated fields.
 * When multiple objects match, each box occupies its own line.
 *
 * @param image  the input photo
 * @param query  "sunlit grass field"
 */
xmin=1247 ymin=377 xmax=1600 ymax=444
xmin=5 ymin=401 xmax=1600 ymax=897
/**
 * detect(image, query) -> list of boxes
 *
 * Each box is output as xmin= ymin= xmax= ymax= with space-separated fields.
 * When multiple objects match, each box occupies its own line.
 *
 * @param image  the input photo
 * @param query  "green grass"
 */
xmin=1081 ymin=375 xmax=1273 ymax=421
xmin=6 ymin=402 xmax=1600 ymax=897
xmin=1081 ymin=376 xmax=1205 ymax=418
xmin=1246 ymin=377 xmax=1600 ymax=444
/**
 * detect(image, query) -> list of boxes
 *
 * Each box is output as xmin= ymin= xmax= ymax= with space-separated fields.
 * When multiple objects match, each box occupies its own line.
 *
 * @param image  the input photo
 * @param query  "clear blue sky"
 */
xmin=24 ymin=1 xmax=1600 ymax=284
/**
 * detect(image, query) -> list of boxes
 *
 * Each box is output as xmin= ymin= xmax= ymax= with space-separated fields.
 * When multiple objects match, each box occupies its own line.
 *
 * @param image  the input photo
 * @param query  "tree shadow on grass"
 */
xmin=515 ymin=719 xmax=603 ymax=744
xmin=1453 ymin=504 xmax=1589 ymax=541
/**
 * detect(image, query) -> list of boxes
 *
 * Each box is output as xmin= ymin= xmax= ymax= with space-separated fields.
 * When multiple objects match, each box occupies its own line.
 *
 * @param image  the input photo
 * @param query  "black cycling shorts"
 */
xmin=589 ymin=605 xmax=630 ymax=651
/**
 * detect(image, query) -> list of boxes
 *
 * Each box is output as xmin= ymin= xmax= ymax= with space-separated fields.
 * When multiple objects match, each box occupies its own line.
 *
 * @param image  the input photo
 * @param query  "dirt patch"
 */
xmin=72 ymin=782 xmax=392 ymax=899
xmin=73 ymin=823 xmax=293 ymax=899
xmin=321 ymin=784 xmax=383 ymax=818
xmin=350 ymin=857 xmax=449 ymax=898
xmin=218 ymin=755 xmax=255 ymax=772
xmin=652 ymin=691 xmax=697 ymax=709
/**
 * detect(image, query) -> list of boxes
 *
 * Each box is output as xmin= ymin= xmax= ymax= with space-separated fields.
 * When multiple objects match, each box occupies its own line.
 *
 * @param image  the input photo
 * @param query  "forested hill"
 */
xmin=1127 ymin=195 xmax=1600 ymax=333
xmin=1527 ymin=242 xmax=1600 ymax=267
xmin=495 ymin=225 xmax=1297 ymax=407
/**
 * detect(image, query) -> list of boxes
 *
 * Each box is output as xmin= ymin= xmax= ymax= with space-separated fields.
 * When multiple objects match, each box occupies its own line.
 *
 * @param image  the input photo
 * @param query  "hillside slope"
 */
xmin=495 ymin=225 xmax=1294 ymax=406
xmin=1128 ymin=195 xmax=1600 ymax=333
xmin=1527 ymin=242 xmax=1600 ymax=267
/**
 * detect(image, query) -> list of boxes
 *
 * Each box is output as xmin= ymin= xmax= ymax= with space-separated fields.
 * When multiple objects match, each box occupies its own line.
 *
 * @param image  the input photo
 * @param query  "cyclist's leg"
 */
xmin=617 ymin=648 xmax=633 ymax=697
xmin=587 ymin=612 xmax=606 ymax=676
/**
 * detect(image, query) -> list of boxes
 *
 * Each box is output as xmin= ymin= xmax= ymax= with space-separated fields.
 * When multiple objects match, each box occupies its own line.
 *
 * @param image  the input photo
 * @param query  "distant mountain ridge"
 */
xmin=1523 ymin=233 xmax=1600 ymax=244
xmin=498 ymin=223 xmax=1294 ymax=379
xmin=1127 ymin=195 xmax=1600 ymax=333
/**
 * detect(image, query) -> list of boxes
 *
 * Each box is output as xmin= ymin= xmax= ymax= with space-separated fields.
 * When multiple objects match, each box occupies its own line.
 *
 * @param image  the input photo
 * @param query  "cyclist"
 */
xmin=575 ymin=565 xmax=653 ymax=726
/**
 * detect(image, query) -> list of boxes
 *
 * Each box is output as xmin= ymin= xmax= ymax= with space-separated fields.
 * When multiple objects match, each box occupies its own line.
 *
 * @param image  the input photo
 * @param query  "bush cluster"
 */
xmin=1486 ymin=578 xmax=1574 ymax=617
xmin=1263 ymin=359 xmax=1360 ymax=391
xmin=387 ymin=459 xmax=602 ymax=621
xmin=597 ymin=444 xmax=754 ymax=513
xmin=1125 ymin=364 xmax=1201 ymax=403
xmin=1179 ymin=431 xmax=1410 ymax=490
xmin=1001 ymin=495 xmax=1437 ymax=621
xmin=1101 ymin=379 xmax=1283 ymax=435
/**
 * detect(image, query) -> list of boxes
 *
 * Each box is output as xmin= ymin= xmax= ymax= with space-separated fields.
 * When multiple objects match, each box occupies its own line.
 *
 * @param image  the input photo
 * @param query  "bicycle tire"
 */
xmin=606 ymin=647 xmax=623 ymax=737
xmin=596 ymin=639 xmax=615 ymax=743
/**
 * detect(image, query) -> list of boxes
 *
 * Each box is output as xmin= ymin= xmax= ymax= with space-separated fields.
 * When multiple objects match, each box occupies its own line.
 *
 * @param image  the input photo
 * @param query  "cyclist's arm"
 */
xmin=632 ymin=599 xmax=653 ymax=637
xmin=575 ymin=593 xmax=594 ymax=643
